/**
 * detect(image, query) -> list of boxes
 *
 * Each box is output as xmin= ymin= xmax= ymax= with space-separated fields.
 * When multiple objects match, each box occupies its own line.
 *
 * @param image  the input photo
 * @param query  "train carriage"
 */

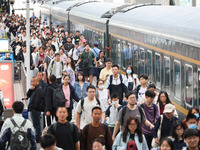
xmin=36 ymin=1 xmax=200 ymax=119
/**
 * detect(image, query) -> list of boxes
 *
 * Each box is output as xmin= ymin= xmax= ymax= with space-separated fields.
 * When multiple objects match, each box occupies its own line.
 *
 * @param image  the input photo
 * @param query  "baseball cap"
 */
xmin=81 ymin=39 xmax=86 ymax=43
xmin=93 ymin=41 xmax=99 ymax=45
xmin=163 ymin=103 xmax=175 ymax=113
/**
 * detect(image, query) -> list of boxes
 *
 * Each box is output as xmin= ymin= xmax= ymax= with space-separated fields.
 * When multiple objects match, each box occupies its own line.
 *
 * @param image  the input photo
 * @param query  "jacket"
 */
xmin=125 ymin=74 xmax=140 ymax=90
xmin=60 ymin=84 xmax=80 ymax=109
xmin=153 ymin=114 xmax=179 ymax=140
xmin=0 ymin=114 xmax=36 ymax=150
xmin=27 ymin=85 xmax=45 ymax=112
xmin=74 ymin=81 xmax=89 ymax=99
xmin=112 ymin=132 xmax=148 ymax=150
xmin=17 ymin=49 xmax=34 ymax=67
xmin=35 ymin=52 xmax=47 ymax=67
xmin=47 ymin=60 xmax=64 ymax=78
xmin=45 ymin=82 xmax=59 ymax=112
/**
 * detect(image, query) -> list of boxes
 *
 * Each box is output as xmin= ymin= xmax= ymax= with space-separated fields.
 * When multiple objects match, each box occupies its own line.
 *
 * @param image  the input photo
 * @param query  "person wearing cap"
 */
xmin=183 ymin=129 xmax=200 ymax=150
xmin=153 ymin=103 xmax=179 ymax=146
xmin=90 ymin=41 xmax=100 ymax=58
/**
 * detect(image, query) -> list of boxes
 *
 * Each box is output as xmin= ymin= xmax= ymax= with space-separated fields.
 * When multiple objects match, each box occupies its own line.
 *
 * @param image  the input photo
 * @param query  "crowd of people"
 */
xmin=0 ymin=12 xmax=200 ymax=150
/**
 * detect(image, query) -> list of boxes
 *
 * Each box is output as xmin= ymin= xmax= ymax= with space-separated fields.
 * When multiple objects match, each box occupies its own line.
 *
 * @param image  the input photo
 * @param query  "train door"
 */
xmin=155 ymin=53 xmax=161 ymax=89
xmin=147 ymin=50 xmax=153 ymax=82
xmin=198 ymin=69 xmax=200 ymax=109
xmin=184 ymin=64 xmax=193 ymax=107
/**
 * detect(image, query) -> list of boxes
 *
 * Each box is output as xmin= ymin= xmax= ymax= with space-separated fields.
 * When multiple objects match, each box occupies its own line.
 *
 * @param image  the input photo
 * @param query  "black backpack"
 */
xmin=121 ymin=106 xmax=144 ymax=126
xmin=53 ymin=87 xmax=67 ymax=108
xmin=10 ymin=118 xmax=29 ymax=150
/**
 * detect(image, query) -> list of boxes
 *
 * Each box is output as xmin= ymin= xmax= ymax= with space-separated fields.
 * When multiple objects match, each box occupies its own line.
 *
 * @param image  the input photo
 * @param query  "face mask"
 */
xmin=194 ymin=114 xmax=199 ymax=119
xmin=112 ymin=100 xmax=119 ymax=105
xmin=126 ymin=70 xmax=132 ymax=74
xmin=98 ymin=85 xmax=104 ymax=89
xmin=188 ymin=124 xmax=197 ymax=129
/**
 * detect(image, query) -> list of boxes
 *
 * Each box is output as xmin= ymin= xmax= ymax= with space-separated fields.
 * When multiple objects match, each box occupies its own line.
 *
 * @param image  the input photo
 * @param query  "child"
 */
xmin=106 ymin=94 xmax=122 ymax=135
xmin=134 ymin=74 xmax=148 ymax=103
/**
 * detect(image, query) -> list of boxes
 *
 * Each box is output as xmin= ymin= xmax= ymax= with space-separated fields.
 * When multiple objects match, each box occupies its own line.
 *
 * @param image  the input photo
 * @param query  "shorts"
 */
xmin=83 ymin=68 xmax=93 ymax=77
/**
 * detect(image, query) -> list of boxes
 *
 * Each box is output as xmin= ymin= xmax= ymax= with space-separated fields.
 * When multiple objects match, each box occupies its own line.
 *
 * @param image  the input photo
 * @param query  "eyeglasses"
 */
xmin=176 ymin=128 xmax=183 ymax=131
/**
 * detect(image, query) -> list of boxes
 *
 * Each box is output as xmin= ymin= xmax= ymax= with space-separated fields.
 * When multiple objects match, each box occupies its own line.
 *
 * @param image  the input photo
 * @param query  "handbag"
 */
xmin=151 ymin=115 xmax=163 ymax=148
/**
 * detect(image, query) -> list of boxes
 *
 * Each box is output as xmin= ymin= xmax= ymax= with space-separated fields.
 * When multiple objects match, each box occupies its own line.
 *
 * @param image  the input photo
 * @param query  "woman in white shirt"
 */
xmin=125 ymin=66 xmax=140 ymax=91
xmin=96 ymin=79 xmax=109 ymax=109
xmin=63 ymin=57 xmax=76 ymax=86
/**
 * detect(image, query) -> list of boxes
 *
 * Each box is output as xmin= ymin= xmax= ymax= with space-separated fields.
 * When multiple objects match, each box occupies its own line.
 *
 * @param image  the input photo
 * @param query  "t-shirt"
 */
xmin=76 ymin=97 xmax=105 ymax=129
xmin=99 ymin=68 xmax=112 ymax=87
xmin=55 ymin=61 xmax=61 ymax=78
xmin=98 ymin=89 xmax=109 ymax=109
xmin=39 ymin=53 xmax=44 ymax=66
xmin=80 ymin=51 xmax=95 ymax=69
xmin=137 ymin=86 xmax=147 ymax=103
xmin=118 ymin=106 xmax=146 ymax=130
xmin=141 ymin=103 xmax=160 ymax=135
xmin=47 ymin=122 xmax=80 ymax=150
xmin=80 ymin=123 xmax=113 ymax=150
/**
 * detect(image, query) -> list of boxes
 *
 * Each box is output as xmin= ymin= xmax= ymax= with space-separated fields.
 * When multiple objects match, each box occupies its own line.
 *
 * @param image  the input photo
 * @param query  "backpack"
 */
xmin=110 ymin=74 xmax=123 ymax=85
xmin=52 ymin=87 xmax=67 ymax=108
xmin=121 ymin=106 xmax=144 ymax=126
xmin=84 ymin=124 xmax=108 ymax=150
xmin=80 ymin=98 xmax=100 ymax=112
xmin=52 ymin=122 xmax=74 ymax=135
xmin=50 ymin=60 xmax=64 ymax=74
xmin=10 ymin=118 xmax=29 ymax=150
xmin=135 ymin=85 xmax=142 ymax=99
xmin=140 ymin=103 xmax=157 ymax=118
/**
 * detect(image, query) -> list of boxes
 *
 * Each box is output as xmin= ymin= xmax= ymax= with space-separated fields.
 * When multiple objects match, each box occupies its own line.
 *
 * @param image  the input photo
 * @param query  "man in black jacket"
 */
xmin=45 ymin=75 xmax=59 ymax=125
xmin=17 ymin=44 xmax=35 ymax=70
xmin=27 ymin=76 xmax=45 ymax=142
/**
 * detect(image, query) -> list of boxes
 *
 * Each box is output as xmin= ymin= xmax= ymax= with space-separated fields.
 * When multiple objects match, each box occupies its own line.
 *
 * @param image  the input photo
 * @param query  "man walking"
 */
xmin=27 ymin=76 xmax=45 ymax=142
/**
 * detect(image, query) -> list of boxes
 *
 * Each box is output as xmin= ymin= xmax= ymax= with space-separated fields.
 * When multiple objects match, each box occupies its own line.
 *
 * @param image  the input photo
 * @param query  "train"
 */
xmin=34 ymin=0 xmax=200 ymax=120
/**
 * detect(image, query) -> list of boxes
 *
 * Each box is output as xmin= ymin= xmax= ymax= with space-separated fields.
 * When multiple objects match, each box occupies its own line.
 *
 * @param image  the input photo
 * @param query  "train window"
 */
xmin=185 ymin=65 xmax=193 ymax=106
xmin=155 ymin=53 xmax=161 ymax=89
xmin=121 ymin=41 xmax=126 ymax=70
xmin=174 ymin=60 xmax=181 ymax=100
xmin=133 ymin=45 xmax=139 ymax=74
xmin=147 ymin=50 xmax=153 ymax=81
xmin=140 ymin=48 xmax=145 ymax=74
xmin=127 ymin=44 xmax=132 ymax=66
xmin=164 ymin=57 xmax=170 ymax=94
xmin=116 ymin=40 xmax=121 ymax=66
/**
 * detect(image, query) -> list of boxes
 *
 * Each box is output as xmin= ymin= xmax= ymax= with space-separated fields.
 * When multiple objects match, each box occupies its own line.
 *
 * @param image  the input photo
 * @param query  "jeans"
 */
xmin=30 ymin=110 xmax=41 ymax=142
